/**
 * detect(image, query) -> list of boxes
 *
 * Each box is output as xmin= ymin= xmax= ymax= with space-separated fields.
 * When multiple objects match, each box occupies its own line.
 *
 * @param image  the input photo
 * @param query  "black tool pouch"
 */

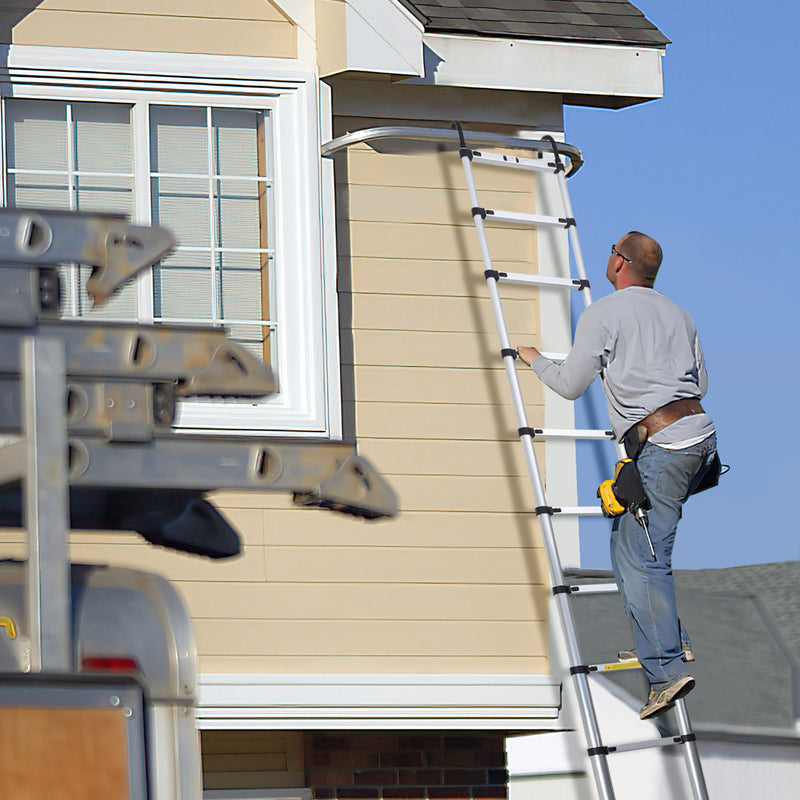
xmin=621 ymin=424 xmax=648 ymax=461
xmin=689 ymin=451 xmax=724 ymax=496
xmin=612 ymin=459 xmax=651 ymax=512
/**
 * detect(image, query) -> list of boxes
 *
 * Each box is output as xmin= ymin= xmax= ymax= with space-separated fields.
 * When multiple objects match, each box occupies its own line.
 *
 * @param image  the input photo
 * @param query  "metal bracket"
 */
xmin=0 ymin=209 xmax=175 ymax=304
xmin=0 ymin=321 xmax=276 ymax=398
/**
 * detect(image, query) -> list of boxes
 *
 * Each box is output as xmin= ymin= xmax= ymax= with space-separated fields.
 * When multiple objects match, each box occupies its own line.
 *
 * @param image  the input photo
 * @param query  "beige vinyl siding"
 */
xmin=0 ymin=115 xmax=554 ymax=677
xmin=201 ymin=730 xmax=304 ymax=790
xmin=165 ymin=118 xmax=549 ymax=675
xmin=0 ymin=1 xmax=296 ymax=57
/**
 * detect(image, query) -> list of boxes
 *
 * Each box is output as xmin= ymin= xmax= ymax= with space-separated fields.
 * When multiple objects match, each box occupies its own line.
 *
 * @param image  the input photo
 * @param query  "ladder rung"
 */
xmin=589 ymin=660 xmax=642 ymax=674
xmin=470 ymin=150 xmax=557 ymax=174
xmin=567 ymin=582 xmax=619 ymax=595
xmin=552 ymin=506 xmax=604 ymax=516
xmin=476 ymin=208 xmax=572 ymax=229
xmin=522 ymin=427 xmax=613 ymax=440
xmin=604 ymin=736 xmax=692 ymax=755
xmin=497 ymin=272 xmax=587 ymax=291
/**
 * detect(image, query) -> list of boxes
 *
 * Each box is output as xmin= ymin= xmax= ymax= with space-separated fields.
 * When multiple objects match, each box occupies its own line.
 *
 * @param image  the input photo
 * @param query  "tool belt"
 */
xmin=620 ymin=397 xmax=705 ymax=460
xmin=620 ymin=397 xmax=724 ymax=496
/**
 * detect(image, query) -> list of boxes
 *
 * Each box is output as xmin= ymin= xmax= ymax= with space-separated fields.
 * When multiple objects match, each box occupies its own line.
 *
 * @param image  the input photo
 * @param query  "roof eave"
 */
xmin=397 ymin=33 xmax=664 ymax=108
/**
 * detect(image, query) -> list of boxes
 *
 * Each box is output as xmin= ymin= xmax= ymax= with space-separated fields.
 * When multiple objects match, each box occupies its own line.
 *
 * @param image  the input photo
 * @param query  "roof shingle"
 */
xmin=398 ymin=0 xmax=669 ymax=46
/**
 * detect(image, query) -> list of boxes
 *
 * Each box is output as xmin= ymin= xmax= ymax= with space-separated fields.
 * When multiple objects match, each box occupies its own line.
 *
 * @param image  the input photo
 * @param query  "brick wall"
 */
xmin=303 ymin=732 xmax=508 ymax=800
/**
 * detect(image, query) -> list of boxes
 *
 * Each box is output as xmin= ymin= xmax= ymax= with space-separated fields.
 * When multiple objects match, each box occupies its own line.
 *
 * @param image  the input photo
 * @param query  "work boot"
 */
xmin=618 ymin=645 xmax=695 ymax=663
xmin=639 ymin=675 xmax=696 ymax=720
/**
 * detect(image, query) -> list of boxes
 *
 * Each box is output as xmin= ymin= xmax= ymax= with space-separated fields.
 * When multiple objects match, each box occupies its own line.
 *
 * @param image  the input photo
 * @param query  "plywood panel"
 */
xmin=196 ymin=618 xmax=548 ymax=657
xmin=0 ymin=707 xmax=129 ymax=800
xmin=7 ymin=6 xmax=296 ymax=57
xmin=342 ymin=293 xmax=539 ymax=335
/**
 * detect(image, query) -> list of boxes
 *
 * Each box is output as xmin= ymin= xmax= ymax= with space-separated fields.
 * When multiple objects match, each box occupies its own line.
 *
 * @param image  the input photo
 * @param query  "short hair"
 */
xmin=621 ymin=231 xmax=662 ymax=286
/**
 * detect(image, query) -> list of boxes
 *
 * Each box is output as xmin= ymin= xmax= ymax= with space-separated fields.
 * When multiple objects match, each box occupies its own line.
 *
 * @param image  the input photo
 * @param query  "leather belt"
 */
xmin=637 ymin=397 xmax=705 ymax=438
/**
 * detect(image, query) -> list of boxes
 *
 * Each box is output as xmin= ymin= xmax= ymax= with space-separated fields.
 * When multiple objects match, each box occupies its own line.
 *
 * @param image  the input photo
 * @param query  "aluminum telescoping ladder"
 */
xmin=453 ymin=123 xmax=709 ymax=800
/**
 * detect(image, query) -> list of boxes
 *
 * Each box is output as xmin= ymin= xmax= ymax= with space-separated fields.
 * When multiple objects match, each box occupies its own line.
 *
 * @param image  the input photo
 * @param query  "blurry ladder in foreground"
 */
xmin=453 ymin=121 xmax=709 ymax=800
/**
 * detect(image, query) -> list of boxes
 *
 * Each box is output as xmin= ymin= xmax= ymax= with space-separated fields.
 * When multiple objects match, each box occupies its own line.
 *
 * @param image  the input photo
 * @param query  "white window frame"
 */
xmin=0 ymin=46 xmax=342 ymax=439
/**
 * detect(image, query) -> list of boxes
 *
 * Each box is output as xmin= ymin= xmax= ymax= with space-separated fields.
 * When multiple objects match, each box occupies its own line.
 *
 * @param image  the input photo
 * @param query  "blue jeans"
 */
xmin=610 ymin=433 xmax=717 ymax=689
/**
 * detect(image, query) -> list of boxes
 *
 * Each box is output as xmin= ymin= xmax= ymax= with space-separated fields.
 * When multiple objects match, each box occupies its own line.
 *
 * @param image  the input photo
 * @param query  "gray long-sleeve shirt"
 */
xmin=530 ymin=286 xmax=714 ymax=443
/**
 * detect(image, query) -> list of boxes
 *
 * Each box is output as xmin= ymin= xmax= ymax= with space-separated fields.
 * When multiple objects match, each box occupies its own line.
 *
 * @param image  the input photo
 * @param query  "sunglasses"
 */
xmin=611 ymin=244 xmax=632 ymax=264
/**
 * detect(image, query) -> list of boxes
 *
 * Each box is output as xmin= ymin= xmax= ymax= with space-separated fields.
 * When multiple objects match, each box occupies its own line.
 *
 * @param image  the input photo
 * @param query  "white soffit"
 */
xmin=197 ymin=674 xmax=562 ymax=730
xmin=338 ymin=0 xmax=424 ymax=77
xmin=408 ymin=34 xmax=664 ymax=102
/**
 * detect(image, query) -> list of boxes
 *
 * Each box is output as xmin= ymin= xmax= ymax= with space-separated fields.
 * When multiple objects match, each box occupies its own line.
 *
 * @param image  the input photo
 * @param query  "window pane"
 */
xmin=59 ymin=264 xmax=137 ymax=321
xmin=7 ymin=174 xmax=69 ymax=209
xmin=150 ymin=105 xmax=208 ymax=174
xmin=215 ymin=178 xmax=264 ymax=249
xmin=6 ymin=99 xmax=68 ymax=172
xmin=217 ymin=250 xmax=267 ymax=320
xmin=212 ymin=108 xmax=261 ymax=176
xmin=76 ymin=174 xmax=134 ymax=216
xmin=224 ymin=322 xmax=271 ymax=361
xmin=4 ymin=98 xmax=137 ymax=322
xmin=73 ymin=102 xmax=132 ymax=174
xmin=151 ymin=175 xmax=211 ymax=247
xmin=153 ymin=251 xmax=213 ymax=321
xmin=150 ymin=105 xmax=273 ymax=365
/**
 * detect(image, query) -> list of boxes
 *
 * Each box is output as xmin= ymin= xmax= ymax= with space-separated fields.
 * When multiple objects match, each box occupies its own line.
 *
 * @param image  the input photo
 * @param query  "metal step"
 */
xmin=601 ymin=735 xmax=696 ymax=755
xmin=497 ymin=271 xmax=587 ymax=291
xmin=567 ymin=582 xmax=620 ymax=595
xmin=588 ymin=659 xmax=643 ymax=674
xmin=521 ymin=427 xmax=613 ymax=440
xmin=470 ymin=149 xmax=557 ymax=174
xmin=547 ymin=506 xmax=604 ymax=516
xmin=473 ymin=207 xmax=572 ymax=229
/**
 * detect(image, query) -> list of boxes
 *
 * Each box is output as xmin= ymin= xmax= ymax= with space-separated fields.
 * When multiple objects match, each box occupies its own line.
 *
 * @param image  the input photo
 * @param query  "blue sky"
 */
xmin=562 ymin=1 xmax=800 ymax=569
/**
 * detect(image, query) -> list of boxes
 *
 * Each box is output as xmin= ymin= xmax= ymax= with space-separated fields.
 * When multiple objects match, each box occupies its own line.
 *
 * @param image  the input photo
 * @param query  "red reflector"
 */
xmin=82 ymin=656 xmax=139 ymax=673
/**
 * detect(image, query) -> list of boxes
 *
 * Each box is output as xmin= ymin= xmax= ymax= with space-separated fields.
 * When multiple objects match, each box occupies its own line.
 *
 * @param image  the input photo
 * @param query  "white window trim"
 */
xmin=197 ymin=673 xmax=562 ymax=730
xmin=1 ymin=45 xmax=342 ymax=439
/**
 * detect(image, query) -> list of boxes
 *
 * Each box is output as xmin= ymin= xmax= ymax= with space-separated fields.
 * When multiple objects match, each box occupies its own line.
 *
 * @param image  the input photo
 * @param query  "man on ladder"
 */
xmin=518 ymin=231 xmax=718 ymax=720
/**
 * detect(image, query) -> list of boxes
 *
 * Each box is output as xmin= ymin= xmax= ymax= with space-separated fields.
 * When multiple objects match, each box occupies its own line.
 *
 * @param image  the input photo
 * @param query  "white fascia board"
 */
xmin=197 ymin=673 xmax=561 ymax=730
xmin=342 ymin=0 xmax=424 ymax=77
xmin=411 ymin=34 xmax=663 ymax=101
xmin=1 ymin=44 xmax=311 ymax=86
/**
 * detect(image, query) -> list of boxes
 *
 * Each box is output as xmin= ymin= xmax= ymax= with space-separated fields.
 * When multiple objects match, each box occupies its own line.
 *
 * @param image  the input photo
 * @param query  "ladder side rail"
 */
xmin=553 ymin=160 xmax=709 ymax=796
xmin=459 ymin=148 xmax=616 ymax=800
xmin=552 ymin=169 xmax=630 ymax=463
xmin=673 ymin=699 xmax=710 ymax=800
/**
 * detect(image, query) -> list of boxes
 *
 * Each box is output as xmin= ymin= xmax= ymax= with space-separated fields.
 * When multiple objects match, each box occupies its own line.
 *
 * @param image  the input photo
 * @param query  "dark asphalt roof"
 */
xmin=565 ymin=561 xmax=800 ymax=732
xmin=397 ymin=1 xmax=669 ymax=47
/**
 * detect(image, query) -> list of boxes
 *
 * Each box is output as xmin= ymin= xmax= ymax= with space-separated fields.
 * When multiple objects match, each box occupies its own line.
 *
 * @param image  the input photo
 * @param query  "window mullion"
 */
xmin=206 ymin=105 xmax=219 ymax=323
xmin=65 ymin=102 xmax=80 ymax=315
xmin=133 ymin=100 xmax=154 ymax=323
xmin=0 ymin=99 xmax=7 ymax=207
